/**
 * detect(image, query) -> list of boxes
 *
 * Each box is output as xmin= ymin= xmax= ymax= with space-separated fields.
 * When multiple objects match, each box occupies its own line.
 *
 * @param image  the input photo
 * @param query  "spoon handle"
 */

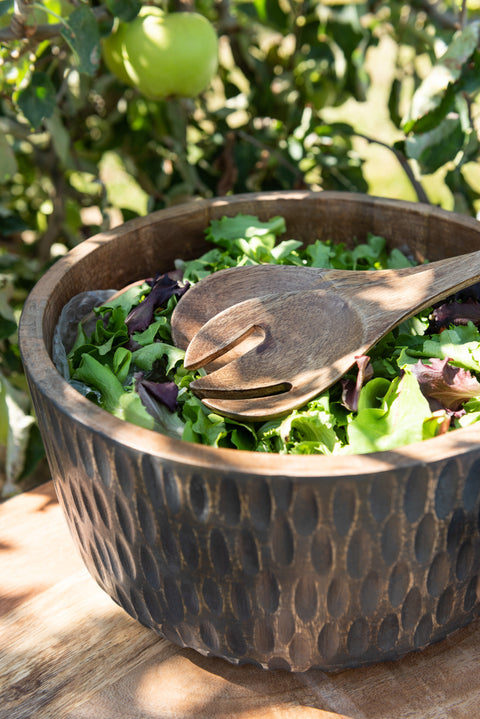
xmin=333 ymin=250 xmax=480 ymax=340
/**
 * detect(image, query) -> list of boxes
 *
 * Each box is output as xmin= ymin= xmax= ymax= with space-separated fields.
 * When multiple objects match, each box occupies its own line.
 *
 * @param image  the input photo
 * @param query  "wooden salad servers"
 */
xmin=171 ymin=253 xmax=480 ymax=421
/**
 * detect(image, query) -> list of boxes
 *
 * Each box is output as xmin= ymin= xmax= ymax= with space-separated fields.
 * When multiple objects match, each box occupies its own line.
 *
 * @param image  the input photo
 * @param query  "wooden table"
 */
xmin=1 ymin=481 xmax=479 ymax=719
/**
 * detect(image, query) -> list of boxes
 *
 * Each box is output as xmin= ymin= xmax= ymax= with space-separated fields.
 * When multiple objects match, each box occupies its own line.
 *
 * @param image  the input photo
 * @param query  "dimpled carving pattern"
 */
xmin=31 ymin=379 xmax=480 ymax=671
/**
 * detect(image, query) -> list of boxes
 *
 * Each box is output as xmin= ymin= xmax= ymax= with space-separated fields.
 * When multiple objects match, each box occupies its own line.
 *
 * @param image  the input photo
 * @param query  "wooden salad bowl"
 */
xmin=19 ymin=191 xmax=480 ymax=672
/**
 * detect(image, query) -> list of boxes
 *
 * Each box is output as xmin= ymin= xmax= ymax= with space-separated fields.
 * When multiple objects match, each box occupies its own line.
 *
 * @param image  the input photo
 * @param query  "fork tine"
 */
xmin=200 ymin=393 xmax=297 ymax=420
xmin=184 ymin=323 xmax=260 ymax=371
xmin=186 ymin=294 xmax=295 ymax=395
xmin=183 ymin=295 xmax=276 ymax=370
xmin=186 ymin=288 xmax=365 ymax=413
xmin=195 ymin=372 xmax=330 ymax=420
xmin=188 ymin=338 xmax=291 ymax=397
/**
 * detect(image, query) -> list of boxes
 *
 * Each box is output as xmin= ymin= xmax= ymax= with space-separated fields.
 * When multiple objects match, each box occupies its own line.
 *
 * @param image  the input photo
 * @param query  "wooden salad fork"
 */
xmin=170 ymin=254 xmax=480 ymax=421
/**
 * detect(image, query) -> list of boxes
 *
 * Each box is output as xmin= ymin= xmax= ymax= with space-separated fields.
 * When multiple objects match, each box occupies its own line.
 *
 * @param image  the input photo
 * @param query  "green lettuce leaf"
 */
xmin=398 ymin=322 xmax=480 ymax=373
xmin=346 ymin=370 xmax=445 ymax=454
xmin=132 ymin=343 xmax=185 ymax=374
xmin=181 ymin=394 xmax=257 ymax=450
xmin=257 ymin=394 xmax=342 ymax=455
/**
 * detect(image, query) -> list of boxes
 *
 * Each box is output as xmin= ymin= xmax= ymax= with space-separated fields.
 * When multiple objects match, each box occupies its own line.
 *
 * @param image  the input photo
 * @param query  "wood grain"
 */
xmin=1 ymin=481 xmax=479 ymax=719
xmin=173 ymin=253 xmax=480 ymax=420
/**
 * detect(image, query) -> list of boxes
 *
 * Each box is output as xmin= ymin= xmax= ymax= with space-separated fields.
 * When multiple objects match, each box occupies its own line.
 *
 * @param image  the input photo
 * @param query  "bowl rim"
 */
xmin=19 ymin=190 xmax=480 ymax=479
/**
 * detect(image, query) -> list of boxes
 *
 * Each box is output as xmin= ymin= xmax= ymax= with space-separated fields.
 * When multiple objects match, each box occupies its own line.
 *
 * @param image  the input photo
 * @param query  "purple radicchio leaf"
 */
xmin=341 ymin=355 xmax=374 ymax=412
xmin=452 ymin=281 xmax=480 ymax=304
xmin=125 ymin=273 xmax=189 ymax=335
xmin=135 ymin=373 xmax=179 ymax=415
xmin=428 ymin=298 xmax=480 ymax=334
xmin=410 ymin=358 xmax=480 ymax=412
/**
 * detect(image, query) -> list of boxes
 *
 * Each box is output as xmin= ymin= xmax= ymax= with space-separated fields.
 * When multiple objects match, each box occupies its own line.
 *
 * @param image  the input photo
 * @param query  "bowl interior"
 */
xmin=19 ymin=190 xmax=480 ymax=474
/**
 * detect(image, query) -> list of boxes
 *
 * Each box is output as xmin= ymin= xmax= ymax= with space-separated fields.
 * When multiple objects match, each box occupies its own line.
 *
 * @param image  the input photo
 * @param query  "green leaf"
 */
xmin=405 ymin=116 xmax=464 ymax=174
xmin=206 ymin=214 xmax=286 ymax=248
xmin=243 ymin=0 xmax=289 ymax=29
xmin=0 ymin=0 xmax=13 ymax=17
xmin=61 ymin=5 xmax=101 ymax=76
xmin=306 ymin=241 xmax=333 ymax=268
xmin=73 ymin=353 xmax=125 ymax=415
xmin=357 ymin=377 xmax=391 ymax=411
xmin=0 ymin=133 xmax=17 ymax=181
xmin=404 ymin=85 xmax=455 ymax=136
xmin=17 ymin=72 xmax=56 ymax=129
xmin=0 ymin=315 xmax=17 ymax=340
xmin=131 ymin=318 xmax=170 ymax=346
xmin=45 ymin=110 xmax=73 ymax=167
xmin=398 ymin=324 xmax=480 ymax=373
xmin=257 ymin=394 xmax=342 ymax=455
xmin=280 ymin=409 xmax=340 ymax=455
xmin=388 ymin=77 xmax=403 ymax=128
xmin=404 ymin=21 xmax=480 ymax=131
xmin=0 ymin=212 xmax=29 ymax=236
xmin=351 ymin=234 xmax=386 ymax=269
xmin=98 ymin=282 xmax=149 ymax=316
xmin=99 ymin=151 xmax=150 ymax=215
xmin=270 ymin=239 xmax=303 ymax=262
xmin=119 ymin=392 xmax=155 ymax=430
xmin=347 ymin=371 xmax=439 ymax=454
xmin=106 ymin=0 xmax=141 ymax=22
xmin=113 ymin=347 xmax=131 ymax=384
xmin=0 ymin=371 xmax=35 ymax=495
xmin=458 ymin=49 xmax=480 ymax=95
xmin=387 ymin=248 xmax=414 ymax=270
xmin=132 ymin=343 xmax=185 ymax=374
xmin=181 ymin=395 xmax=229 ymax=446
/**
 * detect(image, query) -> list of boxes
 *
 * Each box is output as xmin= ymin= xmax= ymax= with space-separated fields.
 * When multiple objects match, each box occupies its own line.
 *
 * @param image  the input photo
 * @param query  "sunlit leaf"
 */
xmin=404 ymin=21 xmax=480 ymax=132
xmin=0 ymin=133 xmax=17 ymax=180
xmin=405 ymin=116 xmax=464 ymax=173
xmin=0 ymin=371 xmax=35 ymax=496
xmin=99 ymin=151 xmax=149 ymax=215
xmin=45 ymin=110 xmax=73 ymax=167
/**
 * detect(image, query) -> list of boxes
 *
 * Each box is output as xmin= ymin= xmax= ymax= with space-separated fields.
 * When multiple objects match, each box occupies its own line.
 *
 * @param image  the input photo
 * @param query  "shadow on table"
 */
xmin=64 ymin=638 xmax=354 ymax=719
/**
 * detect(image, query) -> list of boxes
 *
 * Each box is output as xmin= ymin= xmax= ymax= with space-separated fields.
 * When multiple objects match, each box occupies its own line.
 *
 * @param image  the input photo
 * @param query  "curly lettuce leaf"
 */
xmin=96 ymin=282 xmax=150 ymax=317
xmin=305 ymin=233 xmax=413 ymax=271
xmin=346 ymin=370 xmax=446 ymax=454
xmin=181 ymin=394 xmax=257 ymax=450
xmin=398 ymin=322 xmax=480 ymax=373
xmin=410 ymin=358 xmax=480 ymax=411
xmin=257 ymin=394 xmax=343 ymax=455
xmin=181 ymin=213 xmax=301 ymax=280
xmin=132 ymin=342 xmax=185 ymax=374
xmin=206 ymin=214 xmax=286 ymax=248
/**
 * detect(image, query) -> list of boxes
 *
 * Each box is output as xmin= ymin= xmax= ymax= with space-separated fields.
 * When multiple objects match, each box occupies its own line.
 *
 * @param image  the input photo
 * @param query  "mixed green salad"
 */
xmin=63 ymin=214 xmax=480 ymax=455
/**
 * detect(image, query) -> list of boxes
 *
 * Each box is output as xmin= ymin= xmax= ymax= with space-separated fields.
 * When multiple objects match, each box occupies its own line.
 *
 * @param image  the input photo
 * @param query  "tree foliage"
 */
xmin=1 ymin=0 xmax=480 ymax=495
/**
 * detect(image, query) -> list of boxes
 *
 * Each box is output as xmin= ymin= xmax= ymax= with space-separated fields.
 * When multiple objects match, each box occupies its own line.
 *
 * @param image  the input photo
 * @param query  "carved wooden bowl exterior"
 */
xmin=19 ymin=192 xmax=480 ymax=671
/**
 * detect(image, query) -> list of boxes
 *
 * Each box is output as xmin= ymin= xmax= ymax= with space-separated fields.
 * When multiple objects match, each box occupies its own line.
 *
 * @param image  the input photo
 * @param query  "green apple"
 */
xmin=102 ymin=21 xmax=133 ymax=86
xmin=102 ymin=7 xmax=165 ymax=86
xmin=120 ymin=10 xmax=218 ymax=100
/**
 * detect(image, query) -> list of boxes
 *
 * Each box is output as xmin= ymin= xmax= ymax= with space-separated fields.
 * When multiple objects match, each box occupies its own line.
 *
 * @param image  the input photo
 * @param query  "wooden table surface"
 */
xmin=1 ymin=480 xmax=480 ymax=719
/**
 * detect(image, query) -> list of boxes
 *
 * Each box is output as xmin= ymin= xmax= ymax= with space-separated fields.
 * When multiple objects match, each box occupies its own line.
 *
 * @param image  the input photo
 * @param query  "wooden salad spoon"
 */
xmin=170 ymin=254 xmax=480 ymax=421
